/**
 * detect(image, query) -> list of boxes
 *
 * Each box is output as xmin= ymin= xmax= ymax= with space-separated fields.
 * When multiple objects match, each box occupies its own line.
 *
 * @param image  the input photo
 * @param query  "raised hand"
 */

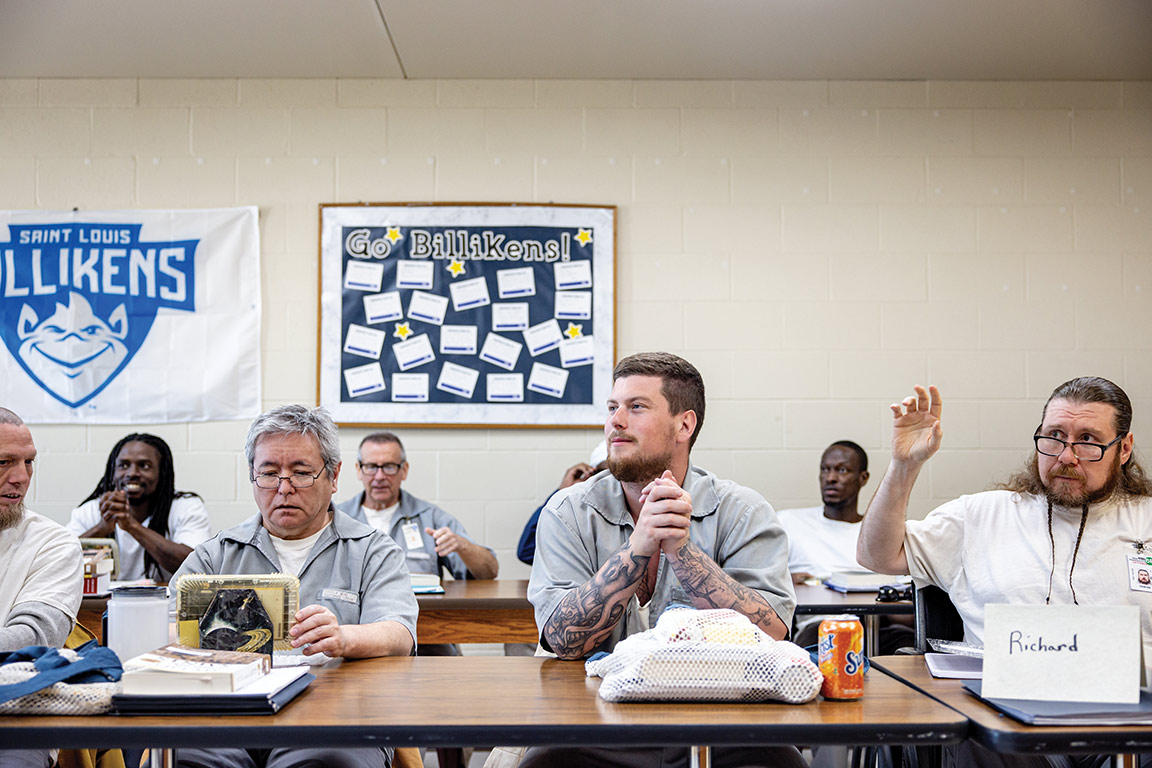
xmin=889 ymin=385 xmax=943 ymax=465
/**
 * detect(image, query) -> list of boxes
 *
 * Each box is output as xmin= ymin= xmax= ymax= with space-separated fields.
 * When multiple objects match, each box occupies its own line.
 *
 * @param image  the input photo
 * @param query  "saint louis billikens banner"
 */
xmin=318 ymin=204 xmax=615 ymax=426
xmin=0 ymin=208 xmax=261 ymax=423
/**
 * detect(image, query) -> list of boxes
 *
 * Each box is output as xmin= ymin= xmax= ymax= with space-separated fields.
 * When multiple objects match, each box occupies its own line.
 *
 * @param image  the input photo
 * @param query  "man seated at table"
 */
xmin=336 ymin=431 xmax=497 ymax=657
xmin=858 ymin=378 xmax=1152 ymax=768
xmin=526 ymin=352 xmax=804 ymax=768
xmin=68 ymin=433 xmax=211 ymax=581
xmin=0 ymin=408 xmax=84 ymax=768
xmin=778 ymin=440 xmax=872 ymax=587
xmin=174 ymin=405 xmax=417 ymax=768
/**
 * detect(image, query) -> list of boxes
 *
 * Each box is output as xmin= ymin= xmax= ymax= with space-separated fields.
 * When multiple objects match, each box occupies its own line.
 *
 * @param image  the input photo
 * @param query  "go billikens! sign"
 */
xmin=0 ymin=209 xmax=261 ymax=423
xmin=318 ymin=204 xmax=615 ymax=427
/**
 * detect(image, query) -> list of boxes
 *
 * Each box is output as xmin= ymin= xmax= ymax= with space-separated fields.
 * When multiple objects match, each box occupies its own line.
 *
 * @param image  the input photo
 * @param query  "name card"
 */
xmin=983 ymin=603 xmax=1141 ymax=704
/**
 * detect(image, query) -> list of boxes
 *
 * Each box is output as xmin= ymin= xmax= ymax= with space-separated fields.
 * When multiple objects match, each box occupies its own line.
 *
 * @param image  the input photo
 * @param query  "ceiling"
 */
xmin=2 ymin=0 xmax=1151 ymax=81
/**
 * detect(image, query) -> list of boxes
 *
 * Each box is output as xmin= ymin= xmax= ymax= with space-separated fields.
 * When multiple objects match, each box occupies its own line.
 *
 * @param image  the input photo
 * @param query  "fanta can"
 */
xmin=818 ymin=614 xmax=864 ymax=699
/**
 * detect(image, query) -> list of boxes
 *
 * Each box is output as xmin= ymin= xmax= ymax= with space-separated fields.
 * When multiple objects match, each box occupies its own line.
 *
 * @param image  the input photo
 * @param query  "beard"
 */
xmin=0 ymin=499 xmax=24 ymax=532
xmin=1044 ymin=451 xmax=1123 ymax=507
xmin=606 ymin=432 xmax=675 ymax=485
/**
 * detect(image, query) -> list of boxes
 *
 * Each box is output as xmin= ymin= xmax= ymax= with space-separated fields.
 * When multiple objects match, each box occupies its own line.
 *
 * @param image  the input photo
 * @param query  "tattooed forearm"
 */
xmin=668 ymin=542 xmax=787 ymax=640
xmin=543 ymin=543 xmax=650 ymax=659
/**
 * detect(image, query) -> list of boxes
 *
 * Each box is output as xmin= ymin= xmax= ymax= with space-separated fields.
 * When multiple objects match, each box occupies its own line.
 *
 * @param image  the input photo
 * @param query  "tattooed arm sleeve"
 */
xmin=666 ymin=540 xmax=788 ymax=640
xmin=540 ymin=541 xmax=650 ymax=659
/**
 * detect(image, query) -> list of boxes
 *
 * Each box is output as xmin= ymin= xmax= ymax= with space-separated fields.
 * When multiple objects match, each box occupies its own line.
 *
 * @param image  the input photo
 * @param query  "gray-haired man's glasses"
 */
xmin=252 ymin=469 xmax=324 ymax=489
xmin=1034 ymin=434 xmax=1125 ymax=462
xmin=359 ymin=462 xmax=403 ymax=476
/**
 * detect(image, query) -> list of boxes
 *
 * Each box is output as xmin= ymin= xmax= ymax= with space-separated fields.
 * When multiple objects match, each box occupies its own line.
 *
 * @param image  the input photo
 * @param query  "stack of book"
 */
xmin=82 ymin=546 xmax=114 ymax=596
xmin=113 ymin=645 xmax=313 ymax=715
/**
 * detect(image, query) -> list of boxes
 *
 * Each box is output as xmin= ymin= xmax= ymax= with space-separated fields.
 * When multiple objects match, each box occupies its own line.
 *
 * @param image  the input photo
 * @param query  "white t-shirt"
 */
xmin=269 ymin=524 xmax=330 ymax=577
xmin=67 ymin=495 xmax=213 ymax=581
xmin=905 ymin=490 xmax=1152 ymax=653
xmin=361 ymin=501 xmax=399 ymax=534
xmin=776 ymin=506 xmax=863 ymax=580
xmin=0 ymin=509 xmax=84 ymax=624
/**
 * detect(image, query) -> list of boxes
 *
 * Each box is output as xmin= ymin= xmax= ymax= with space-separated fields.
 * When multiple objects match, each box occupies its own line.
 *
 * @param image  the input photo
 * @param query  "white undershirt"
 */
xmin=269 ymin=524 xmax=329 ymax=576
xmin=361 ymin=501 xmax=400 ymax=532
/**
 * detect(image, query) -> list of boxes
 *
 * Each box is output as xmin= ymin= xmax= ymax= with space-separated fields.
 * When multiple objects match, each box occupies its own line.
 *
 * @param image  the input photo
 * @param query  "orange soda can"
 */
xmin=818 ymin=614 xmax=864 ymax=699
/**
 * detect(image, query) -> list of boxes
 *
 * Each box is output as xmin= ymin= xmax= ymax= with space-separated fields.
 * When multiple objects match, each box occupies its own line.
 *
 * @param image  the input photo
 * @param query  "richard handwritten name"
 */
xmin=1008 ymin=630 xmax=1079 ymax=654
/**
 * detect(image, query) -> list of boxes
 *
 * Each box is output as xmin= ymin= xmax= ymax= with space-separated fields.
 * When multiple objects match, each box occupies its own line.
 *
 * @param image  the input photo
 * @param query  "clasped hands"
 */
xmin=629 ymin=470 xmax=693 ymax=559
xmin=95 ymin=489 xmax=140 ymax=534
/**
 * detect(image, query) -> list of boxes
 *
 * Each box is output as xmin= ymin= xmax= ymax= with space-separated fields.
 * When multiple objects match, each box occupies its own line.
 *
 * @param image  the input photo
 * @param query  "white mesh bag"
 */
xmin=585 ymin=606 xmax=822 ymax=703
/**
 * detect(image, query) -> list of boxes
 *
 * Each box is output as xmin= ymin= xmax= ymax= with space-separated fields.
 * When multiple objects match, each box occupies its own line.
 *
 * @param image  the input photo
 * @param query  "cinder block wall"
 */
xmin=3 ymin=78 xmax=1150 ymax=579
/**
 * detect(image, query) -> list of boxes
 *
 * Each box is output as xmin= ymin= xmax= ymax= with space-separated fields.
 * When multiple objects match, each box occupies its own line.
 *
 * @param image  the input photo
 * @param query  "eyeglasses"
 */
xmin=252 ymin=469 xmax=324 ymax=489
xmin=358 ymin=462 xmax=403 ymax=476
xmin=1034 ymin=433 xmax=1125 ymax=462
xmin=876 ymin=584 xmax=913 ymax=603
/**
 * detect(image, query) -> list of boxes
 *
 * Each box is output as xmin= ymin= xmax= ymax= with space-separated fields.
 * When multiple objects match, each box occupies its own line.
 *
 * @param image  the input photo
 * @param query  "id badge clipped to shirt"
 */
xmin=401 ymin=520 xmax=424 ymax=551
xmin=1126 ymin=553 xmax=1152 ymax=593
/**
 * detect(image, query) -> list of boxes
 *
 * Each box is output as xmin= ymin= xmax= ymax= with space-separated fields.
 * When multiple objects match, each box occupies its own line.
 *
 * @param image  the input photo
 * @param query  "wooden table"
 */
xmin=78 ymin=580 xmax=537 ymax=646
xmin=416 ymin=579 xmax=535 ymax=644
xmin=792 ymin=583 xmax=913 ymax=654
xmin=874 ymin=655 xmax=1152 ymax=756
xmin=0 ymin=655 xmax=967 ymax=753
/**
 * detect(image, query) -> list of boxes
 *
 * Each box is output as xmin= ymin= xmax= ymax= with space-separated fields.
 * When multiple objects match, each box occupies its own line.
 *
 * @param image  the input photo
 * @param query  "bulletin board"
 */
xmin=317 ymin=203 xmax=615 ymax=427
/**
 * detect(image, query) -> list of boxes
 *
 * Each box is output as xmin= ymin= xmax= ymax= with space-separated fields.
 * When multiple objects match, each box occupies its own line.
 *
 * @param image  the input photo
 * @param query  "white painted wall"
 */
xmin=4 ymin=78 xmax=1150 ymax=580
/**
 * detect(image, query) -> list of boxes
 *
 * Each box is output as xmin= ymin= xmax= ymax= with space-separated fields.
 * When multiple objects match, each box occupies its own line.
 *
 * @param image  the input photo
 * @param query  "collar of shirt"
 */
xmin=578 ymin=465 xmax=722 ymax=526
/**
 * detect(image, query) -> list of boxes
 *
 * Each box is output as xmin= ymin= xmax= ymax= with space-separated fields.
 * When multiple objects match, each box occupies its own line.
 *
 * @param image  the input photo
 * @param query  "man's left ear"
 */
xmin=860 ymin=470 xmax=871 ymax=486
xmin=331 ymin=460 xmax=342 ymax=492
xmin=678 ymin=410 xmax=698 ymax=445
xmin=1121 ymin=433 xmax=1135 ymax=465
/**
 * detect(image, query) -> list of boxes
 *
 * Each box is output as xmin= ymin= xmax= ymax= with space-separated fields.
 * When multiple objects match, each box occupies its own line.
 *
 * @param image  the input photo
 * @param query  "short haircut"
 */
xmin=245 ymin=405 xmax=341 ymax=480
xmin=612 ymin=352 xmax=706 ymax=449
xmin=826 ymin=440 xmax=868 ymax=473
xmin=358 ymin=431 xmax=406 ymax=463
xmin=0 ymin=408 xmax=25 ymax=426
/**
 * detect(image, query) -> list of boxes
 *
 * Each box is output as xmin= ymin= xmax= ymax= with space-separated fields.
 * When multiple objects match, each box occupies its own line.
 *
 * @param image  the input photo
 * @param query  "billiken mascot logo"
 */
xmin=1 ymin=223 xmax=198 ymax=408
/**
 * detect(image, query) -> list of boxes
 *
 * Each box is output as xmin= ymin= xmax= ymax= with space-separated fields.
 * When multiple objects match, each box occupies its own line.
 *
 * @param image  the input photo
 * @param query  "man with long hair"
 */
xmin=68 ymin=433 xmax=210 ymax=580
xmin=859 ymin=377 xmax=1152 ymax=638
xmin=858 ymin=378 xmax=1152 ymax=766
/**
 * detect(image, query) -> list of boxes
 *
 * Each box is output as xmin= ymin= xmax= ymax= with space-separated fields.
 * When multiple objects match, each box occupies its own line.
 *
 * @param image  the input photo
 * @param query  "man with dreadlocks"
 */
xmin=859 ymin=379 xmax=1152 ymax=647
xmin=68 ymin=434 xmax=211 ymax=580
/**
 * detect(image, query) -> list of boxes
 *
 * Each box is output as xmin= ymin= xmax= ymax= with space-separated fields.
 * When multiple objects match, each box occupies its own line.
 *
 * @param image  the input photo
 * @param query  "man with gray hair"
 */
xmin=174 ymin=405 xmax=417 ymax=768
xmin=337 ymin=431 xmax=498 ymax=582
xmin=0 ymin=408 xmax=83 ymax=768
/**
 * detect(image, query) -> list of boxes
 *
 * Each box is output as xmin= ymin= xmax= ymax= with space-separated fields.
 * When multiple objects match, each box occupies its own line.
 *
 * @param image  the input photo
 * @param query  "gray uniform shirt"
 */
xmin=336 ymin=491 xmax=495 ymax=580
xmin=173 ymin=509 xmax=419 ymax=651
xmin=529 ymin=466 xmax=796 ymax=656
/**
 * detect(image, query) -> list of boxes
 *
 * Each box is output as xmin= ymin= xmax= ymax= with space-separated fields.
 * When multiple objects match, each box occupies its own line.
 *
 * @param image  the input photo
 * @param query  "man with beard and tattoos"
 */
xmin=858 ymin=378 xmax=1152 ymax=768
xmin=525 ymin=353 xmax=803 ymax=768
xmin=0 ymin=408 xmax=84 ymax=768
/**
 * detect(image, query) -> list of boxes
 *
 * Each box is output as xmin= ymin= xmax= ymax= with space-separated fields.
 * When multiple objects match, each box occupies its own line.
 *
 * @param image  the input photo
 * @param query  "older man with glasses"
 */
xmin=336 ymin=432 xmax=498 ymax=656
xmin=173 ymin=406 xmax=417 ymax=768
xmin=858 ymin=377 xmax=1152 ymax=768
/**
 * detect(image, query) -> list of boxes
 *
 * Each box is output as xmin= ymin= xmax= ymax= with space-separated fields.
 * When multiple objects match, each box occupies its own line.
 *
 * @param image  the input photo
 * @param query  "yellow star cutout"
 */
xmin=446 ymin=259 xmax=466 ymax=277
xmin=393 ymin=322 xmax=413 ymax=341
xmin=564 ymin=322 xmax=583 ymax=340
xmin=385 ymin=226 xmax=403 ymax=244
xmin=574 ymin=228 xmax=593 ymax=246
